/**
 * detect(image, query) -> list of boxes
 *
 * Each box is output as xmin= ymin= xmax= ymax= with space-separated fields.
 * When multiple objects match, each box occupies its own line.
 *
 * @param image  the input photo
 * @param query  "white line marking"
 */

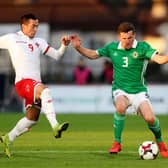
xmin=14 ymin=150 xmax=137 ymax=154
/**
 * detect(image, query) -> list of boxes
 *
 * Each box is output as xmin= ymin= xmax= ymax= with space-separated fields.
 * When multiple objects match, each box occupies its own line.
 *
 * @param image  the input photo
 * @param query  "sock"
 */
xmin=40 ymin=88 xmax=58 ymax=129
xmin=8 ymin=117 xmax=37 ymax=142
xmin=148 ymin=117 xmax=162 ymax=143
xmin=113 ymin=112 xmax=125 ymax=143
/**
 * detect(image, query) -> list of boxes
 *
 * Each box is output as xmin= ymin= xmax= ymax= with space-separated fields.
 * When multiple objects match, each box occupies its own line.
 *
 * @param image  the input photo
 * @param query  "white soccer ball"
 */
xmin=138 ymin=141 xmax=159 ymax=160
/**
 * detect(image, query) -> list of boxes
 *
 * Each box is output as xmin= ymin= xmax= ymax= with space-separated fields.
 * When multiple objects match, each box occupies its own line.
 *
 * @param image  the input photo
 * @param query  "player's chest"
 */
xmin=14 ymin=38 xmax=40 ymax=54
xmin=110 ymin=50 xmax=143 ymax=67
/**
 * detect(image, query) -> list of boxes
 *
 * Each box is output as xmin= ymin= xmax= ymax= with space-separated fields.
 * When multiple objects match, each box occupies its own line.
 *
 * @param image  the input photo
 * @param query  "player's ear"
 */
xmin=117 ymin=33 xmax=121 ymax=41
xmin=133 ymin=32 xmax=136 ymax=37
xmin=21 ymin=24 xmax=25 ymax=31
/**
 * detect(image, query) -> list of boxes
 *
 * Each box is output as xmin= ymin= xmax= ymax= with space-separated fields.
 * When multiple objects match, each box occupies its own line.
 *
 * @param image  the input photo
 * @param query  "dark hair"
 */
xmin=117 ymin=22 xmax=135 ymax=34
xmin=20 ymin=13 xmax=37 ymax=25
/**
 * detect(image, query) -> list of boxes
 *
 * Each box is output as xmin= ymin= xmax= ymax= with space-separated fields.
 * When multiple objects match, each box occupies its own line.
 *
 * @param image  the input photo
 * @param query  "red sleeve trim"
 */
xmin=43 ymin=45 xmax=50 ymax=55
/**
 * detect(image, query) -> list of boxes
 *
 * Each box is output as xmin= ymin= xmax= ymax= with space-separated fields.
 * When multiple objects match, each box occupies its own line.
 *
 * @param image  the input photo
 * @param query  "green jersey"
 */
xmin=97 ymin=40 xmax=157 ymax=93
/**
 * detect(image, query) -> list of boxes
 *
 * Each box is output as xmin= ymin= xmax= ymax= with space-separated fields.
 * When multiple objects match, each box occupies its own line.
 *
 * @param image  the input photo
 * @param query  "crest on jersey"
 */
xmin=132 ymin=51 xmax=138 ymax=58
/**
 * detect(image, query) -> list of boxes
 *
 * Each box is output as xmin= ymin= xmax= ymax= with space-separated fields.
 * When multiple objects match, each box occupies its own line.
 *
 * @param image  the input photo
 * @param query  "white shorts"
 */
xmin=112 ymin=89 xmax=151 ymax=113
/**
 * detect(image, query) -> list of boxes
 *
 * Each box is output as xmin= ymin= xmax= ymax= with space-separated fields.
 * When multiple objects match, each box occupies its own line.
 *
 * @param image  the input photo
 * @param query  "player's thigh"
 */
xmin=115 ymin=95 xmax=129 ymax=114
xmin=26 ymin=106 xmax=41 ymax=121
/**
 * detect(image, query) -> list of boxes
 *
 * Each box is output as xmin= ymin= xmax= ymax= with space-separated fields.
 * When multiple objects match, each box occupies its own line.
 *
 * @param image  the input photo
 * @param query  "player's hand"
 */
xmin=61 ymin=35 xmax=71 ymax=46
xmin=70 ymin=34 xmax=81 ymax=49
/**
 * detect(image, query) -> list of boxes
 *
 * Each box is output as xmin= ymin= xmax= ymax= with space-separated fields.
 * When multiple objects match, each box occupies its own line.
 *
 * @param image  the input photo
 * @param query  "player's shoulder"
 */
xmin=8 ymin=32 xmax=23 ymax=39
xmin=137 ymin=41 xmax=151 ymax=48
xmin=104 ymin=41 xmax=119 ymax=49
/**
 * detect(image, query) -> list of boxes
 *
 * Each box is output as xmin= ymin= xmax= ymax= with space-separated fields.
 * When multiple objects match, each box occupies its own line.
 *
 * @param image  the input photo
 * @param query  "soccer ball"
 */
xmin=138 ymin=141 xmax=159 ymax=160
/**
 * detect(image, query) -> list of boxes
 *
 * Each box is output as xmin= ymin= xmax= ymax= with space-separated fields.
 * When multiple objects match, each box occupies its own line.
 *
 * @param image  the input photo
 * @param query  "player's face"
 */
xmin=22 ymin=19 xmax=39 ymax=38
xmin=118 ymin=30 xmax=135 ymax=50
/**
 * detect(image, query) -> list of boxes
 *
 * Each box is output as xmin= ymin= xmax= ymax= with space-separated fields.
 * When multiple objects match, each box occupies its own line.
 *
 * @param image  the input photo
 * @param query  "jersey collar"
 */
xmin=118 ymin=39 xmax=138 ymax=49
xmin=17 ymin=30 xmax=30 ymax=39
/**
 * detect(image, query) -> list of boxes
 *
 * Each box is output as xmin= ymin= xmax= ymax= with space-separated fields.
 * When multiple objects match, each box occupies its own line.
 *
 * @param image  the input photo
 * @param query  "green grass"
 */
xmin=0 ymin=113 xmax=168 ymax=168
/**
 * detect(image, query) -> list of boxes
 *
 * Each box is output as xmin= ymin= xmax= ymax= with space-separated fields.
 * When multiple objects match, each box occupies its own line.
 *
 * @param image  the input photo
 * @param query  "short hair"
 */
xmin=20 ymin=13 xmax=37 ymax=25
xmin=117 ymin=22 xmax=135 ymax=34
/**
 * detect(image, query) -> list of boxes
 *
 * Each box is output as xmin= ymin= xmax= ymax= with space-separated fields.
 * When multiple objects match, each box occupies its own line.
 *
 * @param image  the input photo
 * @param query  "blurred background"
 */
xmin=0 ymin=0 xmax=168 ymax=113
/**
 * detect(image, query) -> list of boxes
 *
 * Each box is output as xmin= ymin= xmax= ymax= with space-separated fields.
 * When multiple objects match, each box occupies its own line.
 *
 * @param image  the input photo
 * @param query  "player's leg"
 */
xmin=139 ymin=100 xmax=161 ymax=140
xmin=0 ymin=79 xmax=40 ymax=157
xmin=109 ymin=90 xmax=129 ymax=154
xmin=35 ymin=84 xmax=69 ymax=138
xmin=0 ymin=106 xmax=39 ymax=158
xmin=138 ymin=100 xmax=168 ymax=158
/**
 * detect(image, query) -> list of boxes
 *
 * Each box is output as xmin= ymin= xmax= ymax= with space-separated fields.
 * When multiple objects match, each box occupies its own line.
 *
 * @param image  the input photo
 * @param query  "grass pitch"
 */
xmin=0 ymin=113 xmax=168 ymax=168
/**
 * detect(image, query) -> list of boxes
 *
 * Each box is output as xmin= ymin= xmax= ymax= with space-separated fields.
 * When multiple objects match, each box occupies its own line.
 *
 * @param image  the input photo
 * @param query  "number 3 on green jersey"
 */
xmin=122 ymin=57 xmax=128 ymax=67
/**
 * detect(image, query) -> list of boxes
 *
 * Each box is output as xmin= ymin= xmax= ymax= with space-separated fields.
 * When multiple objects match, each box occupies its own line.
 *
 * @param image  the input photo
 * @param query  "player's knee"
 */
xmin=145 ymin=116 xmax=155 ymax=124
xmin=115 ymin=98 xmax=128 ymax=114
xmin=40 ymin=88 xmax=52 ymax=100
xmin=36 ymin=84 xmax=47 ymax=99
xmin=26 ymin=106 xmax=41 ymax=121
xmin=115 ymin=105 xmax=126 ymax=114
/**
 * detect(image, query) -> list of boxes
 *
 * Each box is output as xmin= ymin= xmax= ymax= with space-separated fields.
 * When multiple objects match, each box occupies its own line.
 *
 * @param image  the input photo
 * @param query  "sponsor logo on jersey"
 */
xmin=16 ymin=41 xmax=27 ymax=43
xmin=113 ymin=52 xmax=118 ymax=56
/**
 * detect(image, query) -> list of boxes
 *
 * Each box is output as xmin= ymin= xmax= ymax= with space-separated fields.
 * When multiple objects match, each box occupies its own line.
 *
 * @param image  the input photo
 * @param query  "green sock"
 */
xmin=113 ymin=112 xmax=125 ymax=143
xmin=148 ymin=118 xmax=162 ymax=143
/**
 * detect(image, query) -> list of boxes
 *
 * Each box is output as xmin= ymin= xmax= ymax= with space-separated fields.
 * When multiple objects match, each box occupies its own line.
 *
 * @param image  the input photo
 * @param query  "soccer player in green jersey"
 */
xmin=71 ymin=22 xmax=168 ymax=158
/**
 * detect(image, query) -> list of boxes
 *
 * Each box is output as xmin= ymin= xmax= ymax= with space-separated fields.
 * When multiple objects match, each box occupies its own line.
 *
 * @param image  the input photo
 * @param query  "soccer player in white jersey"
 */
xmin=0 ymin=13 xmax=70 ymax=157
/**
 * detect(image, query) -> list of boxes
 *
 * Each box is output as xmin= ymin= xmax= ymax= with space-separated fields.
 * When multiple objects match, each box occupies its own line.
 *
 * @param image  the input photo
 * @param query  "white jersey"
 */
xmin=0 ymin=31 xmax=49 ymax=83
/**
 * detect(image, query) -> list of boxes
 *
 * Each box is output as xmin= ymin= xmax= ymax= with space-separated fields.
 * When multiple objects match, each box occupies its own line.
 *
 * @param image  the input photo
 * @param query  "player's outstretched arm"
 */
xmin=71 ymin=34 xmax=99 ymax=60
xmin=152 ymin=54 xmax=168 ymax=64
xmin=45 ymin=35 xmax=71 ymax=60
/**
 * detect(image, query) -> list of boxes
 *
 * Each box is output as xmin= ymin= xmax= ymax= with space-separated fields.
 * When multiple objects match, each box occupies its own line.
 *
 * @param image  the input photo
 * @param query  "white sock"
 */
xmin=8 ymin=117 xmax=37 ymax=142
xmin=40 ymin=88 xmax=58 ymax=129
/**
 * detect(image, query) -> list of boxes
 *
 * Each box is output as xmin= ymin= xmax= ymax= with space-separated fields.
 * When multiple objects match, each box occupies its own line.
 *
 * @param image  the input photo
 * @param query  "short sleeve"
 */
xmin=97 ymin=47 xmax=108 ymax=57
xmin=142 ymin=42 xmax=157 ymax=60
xmin=97 ymin=42 xmax=116 ymax=58
xmin=97 ymin=44 xmax=110 ymax=57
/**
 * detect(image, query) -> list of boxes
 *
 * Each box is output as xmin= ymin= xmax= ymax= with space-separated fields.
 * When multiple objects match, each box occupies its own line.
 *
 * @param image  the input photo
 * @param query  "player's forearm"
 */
xmin=152 ymin=54 xmax=168 ymax=64
xmin=75 ymin=46 xmax=99 ymax=59
xmin=46 ymin=44 xmax=67 ymax=60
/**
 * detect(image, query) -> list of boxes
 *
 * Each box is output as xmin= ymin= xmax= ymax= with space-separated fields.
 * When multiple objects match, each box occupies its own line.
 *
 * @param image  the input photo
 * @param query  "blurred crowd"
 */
xmin=72 ymin=57 xmax=113 ymax=85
